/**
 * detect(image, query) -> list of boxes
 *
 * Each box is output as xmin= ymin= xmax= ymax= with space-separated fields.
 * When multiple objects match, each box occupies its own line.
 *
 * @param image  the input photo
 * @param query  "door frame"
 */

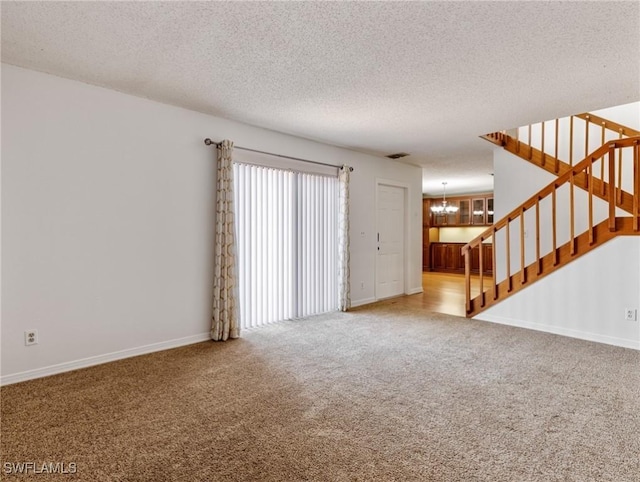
xmin=374 ymin=179 xmax=410 ymax=301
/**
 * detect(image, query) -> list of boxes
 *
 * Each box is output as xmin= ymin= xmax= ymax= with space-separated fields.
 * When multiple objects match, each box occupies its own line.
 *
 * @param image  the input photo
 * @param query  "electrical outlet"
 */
xmin=624 ymin=308 xmax=637 ymax=321
xmin=25 ymin=329 xmax=39 ymax=346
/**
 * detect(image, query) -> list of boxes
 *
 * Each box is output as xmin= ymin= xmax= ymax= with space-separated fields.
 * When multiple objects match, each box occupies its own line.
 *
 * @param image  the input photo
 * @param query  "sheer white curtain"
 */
xmin=211 ymin=140 xmax=240 ymax=341
xmin=234 ymin=163 xmax=339 ymax=329
xmin=338 ymin=165 xmax=351 ymax=311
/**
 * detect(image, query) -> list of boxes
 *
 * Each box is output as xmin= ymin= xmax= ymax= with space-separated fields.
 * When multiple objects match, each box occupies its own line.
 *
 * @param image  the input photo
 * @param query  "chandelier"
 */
xmin=430 ymin=182 xmax=458 ymax=214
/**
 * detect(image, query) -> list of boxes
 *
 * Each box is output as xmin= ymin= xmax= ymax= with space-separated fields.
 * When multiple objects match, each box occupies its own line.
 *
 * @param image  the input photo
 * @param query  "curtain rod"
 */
xmin=204 ymin=138 xmax=354 ymax=172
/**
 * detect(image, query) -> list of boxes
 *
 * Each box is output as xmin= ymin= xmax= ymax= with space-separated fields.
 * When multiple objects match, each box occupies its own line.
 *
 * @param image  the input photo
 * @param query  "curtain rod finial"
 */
xmin=204 ymin=138 xmax=215 ymax=146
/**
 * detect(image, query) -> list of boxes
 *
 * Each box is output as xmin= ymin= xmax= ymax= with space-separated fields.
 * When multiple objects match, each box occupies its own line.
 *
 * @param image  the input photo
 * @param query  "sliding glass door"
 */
xmin=234 ymin=163 xmax=338 ymax=329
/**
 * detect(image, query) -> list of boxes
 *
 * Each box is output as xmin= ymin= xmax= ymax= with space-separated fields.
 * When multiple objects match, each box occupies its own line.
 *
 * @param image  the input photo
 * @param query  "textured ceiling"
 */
xmin=2 ymin=1 xmax=639 ymax=195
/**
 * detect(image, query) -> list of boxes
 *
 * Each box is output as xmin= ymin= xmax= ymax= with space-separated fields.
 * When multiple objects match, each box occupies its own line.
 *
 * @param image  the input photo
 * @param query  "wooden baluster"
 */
xmin=569 ymin=116 xmax=574 ymax=166
xmin=516 ymin=127 xmax=520 ymax=153
xmin=618 ymin=130 xmax=623 ymax=205
xmin=609 ymin=147 xmax=616 ymax=232
xmin=584 ymin=154 xmax=590 ymax=190
xmin=588 ymin=163 xmax=594 ymax=245
xmin=506 ymin=219 xmax=512 ymax=292
xmin=595 ymin=152 xmax=603 ymax=197
xmin=585 ymin=114 xmax=590 ymax=159
xmin=554 ymin=118 xmax=559 ymax=173
xmin=541 ymin=121 xmax=545 ymax=166
xmin=465 ymin=248 xmax=471 ymax=313
xmin=535 ymin=198 xmax=541 ymax=274
xmin=602 ymin=123 xmax=608 ymax=198
xmin=635 ymin=141 xmax=640 ymax=232
xmin=520 ymin=208 xmax=526 ymax=284
xmin=479 ymin=240 xmax=485 ymax=307
xmin=528 ymin=124 xmax=533 ymax=160
xmin=492 ymin=229 xmax=497 ymax=300
xmin=552 ymin=187 xmax=558 ymax=265
xmin=570 ymin=171 xmax=576 ymax=255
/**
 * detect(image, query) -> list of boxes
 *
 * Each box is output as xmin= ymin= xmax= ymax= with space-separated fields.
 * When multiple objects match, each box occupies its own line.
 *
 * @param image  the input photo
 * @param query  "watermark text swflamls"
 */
xmin=3 ymin=462 xmax=77 ymax=475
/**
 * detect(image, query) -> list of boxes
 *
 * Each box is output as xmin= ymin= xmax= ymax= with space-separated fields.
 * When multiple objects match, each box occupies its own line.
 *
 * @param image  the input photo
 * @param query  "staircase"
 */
xmin=463 ymin=113 xmax=640 ymax=318
xmin=483 ymin=114 xmax=640 ymax=214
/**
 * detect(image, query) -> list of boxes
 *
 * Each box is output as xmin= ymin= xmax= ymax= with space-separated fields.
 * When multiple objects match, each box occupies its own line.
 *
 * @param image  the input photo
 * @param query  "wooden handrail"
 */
xmin=481 ymin=112 xmax=640 ymax=176
xmin=463 ymin=137 xmax=640 ymax=253
xmin=463 ymin=136 xmax=640 ymax=316
xmin=575 ymin=112 xmax=640 ymax=138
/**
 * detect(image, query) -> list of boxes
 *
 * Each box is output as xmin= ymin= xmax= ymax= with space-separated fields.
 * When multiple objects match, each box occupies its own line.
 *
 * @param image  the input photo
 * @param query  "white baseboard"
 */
xmin=351 ymin=288 xmax=423 ymax=308
xmin=406 ymin=287 xmax=424 ymax=295
xmin=476 ymin=314 xmax=640 ymax=350
xmin=0 ymin=332 xmax=212 ymax=386
xmin=350 ymin=297 xmax=377 ymax=308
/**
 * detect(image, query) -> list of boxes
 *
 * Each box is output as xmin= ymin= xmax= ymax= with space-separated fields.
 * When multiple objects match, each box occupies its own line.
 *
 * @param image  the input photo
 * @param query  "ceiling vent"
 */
xmin=386 ymin=152 xmax=410 ymax=159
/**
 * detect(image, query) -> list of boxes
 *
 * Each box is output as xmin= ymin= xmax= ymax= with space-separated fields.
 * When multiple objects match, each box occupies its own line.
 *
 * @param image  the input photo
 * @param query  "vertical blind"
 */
xmin=234 ymin=163 xmax=338 ymax=329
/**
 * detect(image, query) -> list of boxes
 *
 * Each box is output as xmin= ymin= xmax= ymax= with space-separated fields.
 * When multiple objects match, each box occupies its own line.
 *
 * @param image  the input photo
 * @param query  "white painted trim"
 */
xmin=374 ymin=178 xmax=411 ymax=302
xmin=350 ymin=297 xmax=377 ymax=308
xmin=406 ymin=287 xmax=424 ymax=295
xmin=476 ymin=314 xmax=640 ymax=350
xmin=0 ymin=332 xmax=212 ymax=386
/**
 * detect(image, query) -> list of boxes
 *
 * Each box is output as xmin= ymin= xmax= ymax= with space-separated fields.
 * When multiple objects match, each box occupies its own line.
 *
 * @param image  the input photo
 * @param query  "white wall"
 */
xmin=479 ymin=236 xmax=640 ymax=349
xmin=480 ymin=102 xmax=640 ymax=349
xmin=1 ymin=64 xmax=423 ymax=383
xmin=437 ymin=227 xmax=489 ymax=244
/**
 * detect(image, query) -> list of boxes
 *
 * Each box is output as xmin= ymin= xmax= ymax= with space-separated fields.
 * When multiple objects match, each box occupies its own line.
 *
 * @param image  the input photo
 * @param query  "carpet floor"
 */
xmin=2 ymin=301 xmax=640 ymax=481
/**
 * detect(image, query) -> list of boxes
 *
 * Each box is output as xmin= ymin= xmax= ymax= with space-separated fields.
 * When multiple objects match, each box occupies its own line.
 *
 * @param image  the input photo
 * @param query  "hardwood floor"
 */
xmin=385 ymin=272 xmax=480 ymax=317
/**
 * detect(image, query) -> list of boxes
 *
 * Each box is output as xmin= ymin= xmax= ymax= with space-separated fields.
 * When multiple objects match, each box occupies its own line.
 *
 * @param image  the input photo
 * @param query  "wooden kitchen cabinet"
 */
xmin=472 ymin=198 xmax=486 ymax=225
xmin=426 ymin=193 xmax=493 ymax=227
xmin=430 ymin=242 xmax=493 ymax=274
xmin=422 ymin=194 xmax=495 ymax=274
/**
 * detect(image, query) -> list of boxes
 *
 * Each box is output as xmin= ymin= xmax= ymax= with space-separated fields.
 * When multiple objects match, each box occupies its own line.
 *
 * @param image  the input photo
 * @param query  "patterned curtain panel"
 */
xmin=338 ymin=165 xmax=351 ymax=311
xmin=211 ymin=140 xmax=240 ymax=341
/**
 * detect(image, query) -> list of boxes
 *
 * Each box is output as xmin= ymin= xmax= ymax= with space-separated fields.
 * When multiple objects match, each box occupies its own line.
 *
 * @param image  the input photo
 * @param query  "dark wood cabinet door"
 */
xmin=429 ymin=242 xmax=493 ymax=274
xmin=470 ymin=246 xmax=480 ymax=272
xmin=422 ymin=226 xmax=430 ymax=270
xmin=472 ymin=198 xmax=486 ymax=225
xmin=483 ymin=243 xmax=493 ymax=273
xmin=459 ymin=199 xmax=471 ymax=225
xmin=445 ymin=244 xmax=462 ymax=270
xmin=432 ymin=244 xmax=447 ymax=270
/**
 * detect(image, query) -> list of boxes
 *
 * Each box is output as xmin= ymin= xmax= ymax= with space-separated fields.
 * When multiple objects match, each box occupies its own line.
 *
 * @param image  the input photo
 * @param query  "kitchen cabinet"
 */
xmin=422 ymin=195 xmax=494 ymax=274
xmin=486 ymin=198 xmax=494 ymax=224
xmin=422 ymin=226 xmax=430 ymax=270
xmin=430 ymin=242 xmax=493 ymax=274
xmin=458 ymin=199 xmax=471 ymax=225
xmin=426 ymin=193 xmax=493 ymax=227
xmin=472 ymin=198 xmax=486 ymax=225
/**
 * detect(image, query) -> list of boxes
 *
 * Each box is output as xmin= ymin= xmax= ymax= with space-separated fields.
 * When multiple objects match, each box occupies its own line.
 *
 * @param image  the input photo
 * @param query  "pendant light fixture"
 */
xmin=430 ymin=182 xmax=458 ymax=214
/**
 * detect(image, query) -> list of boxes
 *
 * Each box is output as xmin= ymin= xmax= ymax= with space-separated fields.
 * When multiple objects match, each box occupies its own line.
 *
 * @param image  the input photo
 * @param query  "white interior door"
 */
xmin=376 ymin=184 xmax=405 ymax=299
